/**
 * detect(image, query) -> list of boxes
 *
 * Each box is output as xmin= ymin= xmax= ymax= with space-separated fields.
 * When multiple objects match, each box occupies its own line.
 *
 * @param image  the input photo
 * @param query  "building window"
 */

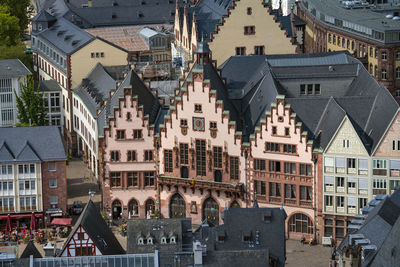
xmin=375 ymin=65 xmax=378 ymax=77
xmin=230 ymin=156 xmax=239 ymax=179
xmin=110 ymin=172 xmax=121 ymax=187
xmin=49 ymin=195 xmax=58 ymax=207
xmin=381 ymin=69 xmax=387 ymax=80
xmin=396 ymin=67 xmax=400 ymax=79
xmin=127 ymin=172 xmax=138 ymax=187
xmin=324 ymin=219 xmax=333 ymax=237
xmin=396 ymin=90 xmax=400 ymax=98
xmin=300 ymin=84 xmax=306 ymax=95
xmin=100 ymin=52 xmax=104 ymax=57
xmin=285 ymin=184 xmax=296 ymax=199
xmin=247 ymin=7 xmax=252 ymax=15
xmin=283 ymin=144 xmax=296 ymax=154
xmin=351 ymin=41 xmax=355 ymax=50
xmin=333 ymin=35 xmax=336 ymax=45
xmin=272 ymin=126 xmax=277 ymax=135
xmin=325 ymin=195 xmax=333 ymax=206
xmin=194 ymin=104 xmax=202 ymax=113
xmin=210 ymin=121 xmax=217 ymax=129
xmin=180 ymin=144 xmax=189 ymax=164
xmin=269 ymin=182 xmax=281 ymax=197
xmin=116 ymin=130 xmax=125 ymax=140
xmin=235 ymin=47 xmax=245 ymax=56
xmin=133 ymin=130 xmax=142 ymax=139
xmin=396 ymin=51 xmax=400 ymax=60
xmin=49 ymin=178 xmax=57 ymax=188
xmin=288 ymin=213 xmax=313 ymax=234
xmin=255 ymin=180 xmax=266 ymax=195
xmin=300 ymin=164 xmax=312 ymax=176
xmin=144 ymin=150 xmax=153 ymax=161
xmin=265 ymin=142 xmax=280 ymax=152
xmin=48 ymin=162 xmax=56 ymax=171
xmin=382 ymin=51 xmax=387 ymax=61
xmin=284 ymin=162 xmax=296 ymax=174
xmin=126 ymin=112 xmax=131 ymax=120
xmin=91 ymin=53 xmax=94 ymax=58
xmin=110 ymin=151 xmax=120 ymax=161
xmin=127 ymin=150 xmax=136 ymax=161
xmin=180 ymin=119 xmax=187 ymax=127
xmin=307 ymin=84 xmax=313 ymax=95
xmin=335 ymin=220 xmax=345 ymax=238
xmin=269 ymin=160 xmax=281 ymax=172
xmin=373 ymin=178 xmax=387 ymax=195
xmin=314 ymin=84 xmax=321 ymax=95
xmin=300 ymin=186 xmax=312 ymax=200
xmin=244 ymin=26 xmax=255 ymax=35
xmin=144 ymin=171 xmax=155 ymax=186
xmin=285 ymin=128 xmax=290 ymax=136
xmin=164 ymin=150 xmax=173 ymax=172
xmin=254 ymin=46 xmax=264 ymax=55
xmin=196 ymin=140 xmax=206 ymax=176
xmin=213 ymin=147 xmax=222 ymax=168
xmin=336 ymin=196 xmax=344 ymax=207
xmin=96 ymin=52 xmax=99 ymax=58
xmin=254 ymin=159 xmax=266 ymax=171
xmin=328 ymin=34 xmax=331 ymax=43
xmin=336 ymin=176 xmax=345 ymax=187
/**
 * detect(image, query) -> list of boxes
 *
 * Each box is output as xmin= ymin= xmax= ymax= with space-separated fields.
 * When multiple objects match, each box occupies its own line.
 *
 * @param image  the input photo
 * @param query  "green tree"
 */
xmin=15 ymin=76 xmax=47 ymax=126
xmin=0 ymin=0 xmax=31 ymax=36
xmin=0 ymin=5 xmax=20 ymax=46
xmin=0 ymin=43 xmax=33 ymax=71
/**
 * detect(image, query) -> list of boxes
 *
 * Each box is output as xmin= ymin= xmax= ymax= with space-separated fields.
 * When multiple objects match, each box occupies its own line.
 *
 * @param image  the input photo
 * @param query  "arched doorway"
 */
xmin=288 ymin=213 xmax=313 ymax=235
xmin=112 ymin=200 xmax=122 ymax=220
xmin=181 ymin=166 xmax=188 ymax=178
xmin=128 ymin=199 xmax=138 ymax=217
xmin=230 ymin=200 xmax=240 ymax=208
xmin=170 ymin=193 xmax=186 ymax=218
xmin=202 ymin=198 xmax=219 ymax=225
xmin=214 ymin=170 xmax=222 ymax=182
xmin=145 ymin=199 xmax=155 ymax=218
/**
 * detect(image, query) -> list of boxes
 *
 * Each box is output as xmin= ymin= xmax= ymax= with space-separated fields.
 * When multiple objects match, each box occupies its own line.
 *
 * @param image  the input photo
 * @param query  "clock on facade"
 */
xmin=193 ymin=117 xmax=205 ymax=131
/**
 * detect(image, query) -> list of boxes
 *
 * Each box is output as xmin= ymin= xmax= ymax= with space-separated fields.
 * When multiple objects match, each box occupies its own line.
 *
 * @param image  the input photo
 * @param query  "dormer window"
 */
xmin=38 ymin=24 xmax=43 ymax=31
xmin=170 ymin=236 xmax=176 ymax=244
xmin=147 ymin=237 xmax=153 ymax=245
xmin=137 ymin=237 xmax=144 ymax=245
xmin=243 ymin=235 xmax=251 ymax=242
xmin=161 ymin=236 xmax=167 ymax=244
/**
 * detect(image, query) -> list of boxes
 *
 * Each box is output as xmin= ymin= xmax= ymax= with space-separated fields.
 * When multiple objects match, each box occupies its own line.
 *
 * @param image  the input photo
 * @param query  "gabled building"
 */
xmin=173 ymin=0 xmax=305 ymax=69
xmin=72 ymin=63 xmax=130 ymax=177
xmin=100 ymin=67 xmax=161 ymax=220
xmin=0 ymin=126 xmax=67 ymax=228
xmin=31 ymin=10 xmax=129 ymax=151
xmin=59 ymin=199 xmax=125 ymax=257
xmin=0 ymin=59 xmax=31 ymax=127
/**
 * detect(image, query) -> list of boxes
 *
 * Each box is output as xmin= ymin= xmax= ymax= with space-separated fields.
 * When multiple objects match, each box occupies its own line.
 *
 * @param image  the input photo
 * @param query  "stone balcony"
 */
xmin=253 ymin=171 xmax=313 ymax=183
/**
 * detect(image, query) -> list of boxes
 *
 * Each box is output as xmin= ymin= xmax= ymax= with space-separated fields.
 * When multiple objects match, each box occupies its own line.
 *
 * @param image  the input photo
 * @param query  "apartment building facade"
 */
xmin=0 ymin=126 xmax=67 ymax=228
xmin=0 ymin=60 xmax=31 ymax=127
xmin=297 ymin=0 xmax=400 ymax=102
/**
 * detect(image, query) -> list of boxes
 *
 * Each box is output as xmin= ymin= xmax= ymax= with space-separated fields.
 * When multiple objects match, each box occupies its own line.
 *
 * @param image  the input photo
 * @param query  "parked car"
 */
xmin=73 ymin=201 xmax=83 ymax=215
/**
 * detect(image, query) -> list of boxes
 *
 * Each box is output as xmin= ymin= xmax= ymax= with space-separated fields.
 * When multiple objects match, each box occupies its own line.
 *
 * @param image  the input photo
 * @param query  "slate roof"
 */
xmin=338 ymin=189 xmax=400 ymax=266
xmin=37 ymin=79 xmax=62 ymax=92
xmin=0 ymin=126 xmax=66 ymax=163
xmin=0 ymin=59 xmax=31 ymax=79
xmin=32 ymin=11 xmax=95 ymax=55
xmin=20 ymin=241 xmax=42 ymax=259
xmin=60 ymin=200 xmax=125 ymax=256
xmin=194 ymin=207 xmax=287 ymax=267
xmin=217 ymin=51 xmax=399 ymax=152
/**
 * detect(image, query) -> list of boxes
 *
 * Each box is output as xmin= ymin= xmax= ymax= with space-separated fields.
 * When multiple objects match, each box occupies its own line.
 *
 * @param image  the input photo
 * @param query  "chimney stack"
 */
xmin=88 ymin=0 xmax=93 ymax=7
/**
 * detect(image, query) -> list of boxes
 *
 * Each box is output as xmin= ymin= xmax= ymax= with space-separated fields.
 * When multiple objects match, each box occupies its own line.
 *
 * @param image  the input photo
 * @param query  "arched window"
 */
xmin=202 ymin=198 xmax=219 ymax=225
xmin=230 ymin=200 xmax=240 ymax=208
xmin=112 ymin=200 xmax=122 ymax=220
xmin=288 ymin=213 xmax=313 ymax=234
xmin=128 ymin=199 xmax=138 ymax=216
xmin=145 ymin=199 xmax=155 ymax=217
xmin=170 ymin=193 xmax=186 ymax=218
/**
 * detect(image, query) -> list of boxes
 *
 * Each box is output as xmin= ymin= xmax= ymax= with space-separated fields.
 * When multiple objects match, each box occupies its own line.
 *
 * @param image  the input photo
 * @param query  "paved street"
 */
xmin=66 ymin=158 xmax=102 ymax=209
xmin=286 ymin=239 xmax=332 ymax=267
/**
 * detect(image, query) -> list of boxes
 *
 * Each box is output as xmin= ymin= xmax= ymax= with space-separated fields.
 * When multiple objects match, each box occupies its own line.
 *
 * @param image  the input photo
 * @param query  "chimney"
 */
xmin=88 ymin=0 xmax=92 ymax=7
xmin=290 ymin=4 xmax=297 ymax=39
xmin=116 ymin=81 xmax=121 ymax=89
xmin=279 ymin=0 xmax=283 ymax=17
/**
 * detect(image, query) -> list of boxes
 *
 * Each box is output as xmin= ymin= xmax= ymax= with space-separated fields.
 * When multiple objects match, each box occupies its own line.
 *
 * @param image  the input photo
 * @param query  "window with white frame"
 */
xmin=48 ymin=162 xmax=56 ymax=171
xmin=336 ymin=177 xmax=345 ymax=187
xmin=336 ymin=157 xmax=345 ymax=169
xmin=18 ymin=164 xmax=36 ymax=178
xmin=359 ymin=198 xmax=367 ymax=209
xmin=358 ymin=159 xmax=368 ymax=172
xmin=347 ymin=177 xmax=356 ymax=188
xmin=373 ymin=179 xmax=387 ymax=195
xmin=0 ymin=197 xmax=14 ymax=212
xmin=336 ymin=196 xmax=344 ymax=207
xmin=358 ymin=178 xmax=368 ymax=192
xmin=324 ymin=157 xmax=334 ymax=172
xmin=373 ymin=159 xmax=387 ymax=169
xmin=19 ymin=180 xmax=36 ymax=194
xmin=49 ymin=178 xmax=57 ymax=188
xmin=342 ymin=139 xmax=350 ymax=148
xmin=325 ymin=195 xmax=333 ymax=206
xmin=0 ymin=165 xmax=13 ymax=179
xmin=324 ymin=176 xmax=334 ymax=187
xmin=19 ymin=196 xmax=36 ymax=211
xmin=0 ymin=181 xmax=13 ymax=194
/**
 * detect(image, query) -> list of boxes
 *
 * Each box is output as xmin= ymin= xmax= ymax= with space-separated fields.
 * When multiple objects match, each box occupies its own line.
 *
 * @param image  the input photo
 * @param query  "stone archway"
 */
xmin=202 ymin=197 xmax=219 ymax=225
xmin=169 ymin=193 xmax=186 ymax=218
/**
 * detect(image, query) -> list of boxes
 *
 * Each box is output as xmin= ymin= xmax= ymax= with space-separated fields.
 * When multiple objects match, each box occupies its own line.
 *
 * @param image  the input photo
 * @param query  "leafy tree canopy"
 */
xmin=0 ymin=5 xmax=20 ymax=46
xmin=15 ymin=75 xmax=47 ymax=126
xmin=0 ymin=43 xmax=33 ymax=71
xmin=0 ymin=0 xmax=32 ymax=37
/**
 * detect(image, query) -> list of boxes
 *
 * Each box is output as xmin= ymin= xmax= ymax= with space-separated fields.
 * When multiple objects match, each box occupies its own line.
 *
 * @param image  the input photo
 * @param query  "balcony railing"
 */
xmin=347 ymin=187 xmax=356 ymax=194
xmin=359 ymin=189 xmax=368 ymax=195
xmin=358 ymin=169 xmax=368 ymax=176
xmin=324 ymin=185 xmax=334 ymax=192
xmin=390 ymin=170 xmax=400 ymax=177
xmin=336 ymin=207 xmax=345 ymax=213
xmin=324 ymin=166 xmax=334 ymax=173
xmin=336 ymin=167 xmax=345 ymax=174
xmin=336 ymin=187 xmax=345 ymax=193
xmin=373 ymin=189 xmax=387 ymax=195
xmin=348 ymin=207 xmax=357 ymax=214
xmin=325 ymin=206 xmax=334 ymax=213
xmin=254 ymin=171 xmax=313 ymax=183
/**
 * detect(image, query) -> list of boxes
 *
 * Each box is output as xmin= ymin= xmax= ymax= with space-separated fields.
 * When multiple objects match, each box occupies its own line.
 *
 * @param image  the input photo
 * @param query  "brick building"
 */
xmin=0 ymin=126 xmax=67 ymax=228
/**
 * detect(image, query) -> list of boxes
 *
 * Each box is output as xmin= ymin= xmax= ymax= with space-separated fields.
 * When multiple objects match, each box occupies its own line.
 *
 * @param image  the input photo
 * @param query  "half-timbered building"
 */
xmin=59 ymin=200 xmax=124 ymax=257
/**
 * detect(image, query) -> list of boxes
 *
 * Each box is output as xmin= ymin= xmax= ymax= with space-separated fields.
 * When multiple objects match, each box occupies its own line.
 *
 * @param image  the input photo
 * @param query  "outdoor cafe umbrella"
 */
xmin=30 ymin=213 xmax=36 ymax=231
xmin=5 ymin=214 xmax=11 ymax=233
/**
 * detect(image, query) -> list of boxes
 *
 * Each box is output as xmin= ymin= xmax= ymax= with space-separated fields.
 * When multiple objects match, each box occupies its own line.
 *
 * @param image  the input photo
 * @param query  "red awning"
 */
xmin=0 ymin=213 xmax=43 ymax=220
xmin=51 ymin=218 xmax=72 ymax=226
